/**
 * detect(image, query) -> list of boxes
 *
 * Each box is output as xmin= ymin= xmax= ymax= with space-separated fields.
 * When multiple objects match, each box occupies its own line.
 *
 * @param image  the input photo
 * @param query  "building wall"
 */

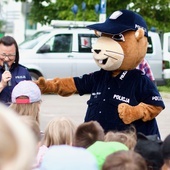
xmin=0 ymin=0 xmax=46 ymax=44
xmin=1 ymin=0 xmax=25 ymax=43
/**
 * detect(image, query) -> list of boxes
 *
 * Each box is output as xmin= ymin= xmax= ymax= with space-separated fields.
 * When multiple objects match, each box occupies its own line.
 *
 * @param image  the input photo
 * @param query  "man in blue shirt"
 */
xmin=0 ymin=36 xmax=31 ymax=105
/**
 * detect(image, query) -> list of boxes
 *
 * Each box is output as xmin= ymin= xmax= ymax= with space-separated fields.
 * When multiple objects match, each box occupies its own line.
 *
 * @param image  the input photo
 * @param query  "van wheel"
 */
xmin=29 ymin=72 xmax=40 ymax=80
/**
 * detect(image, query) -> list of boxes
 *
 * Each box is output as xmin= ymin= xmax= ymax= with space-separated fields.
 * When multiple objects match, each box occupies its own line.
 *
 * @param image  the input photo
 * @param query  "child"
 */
xmin=19 ymin=116 xmax=42 ymax=169
xmin=37 ymin=117 xmax=77 ymax=167
xmin=87 ymin=141 xmax=129 ymax=170
xmin=0 ymin=103 xmax=36 ymax=170
xmin=134 ymin=132 xmax=164 ymax=170
xmin=20 ymin=116 xmax=41 ymax=144
xmin=39 ymin=145 xmax=98 ymax=170
xmin=74 ymin=121 xmax=105 ymax=148
xmin=161 ymin=134 xmax=170 ymax=170
xmin=104 ymin=127 xmax=137 ymax=150
xmin=42 ymin=117 xmax=77 ymax=146
xmin=9 ymin=80 xmax=42 ymax=124
xmin=102 ymin=150 xmax=147 ymax=170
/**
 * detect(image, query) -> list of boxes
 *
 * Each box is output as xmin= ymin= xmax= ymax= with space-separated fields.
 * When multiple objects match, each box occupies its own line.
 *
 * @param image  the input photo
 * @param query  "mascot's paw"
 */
xmin=34 ymin=77 xmax=46 ymax=93
xmin=118 ymin=103 xmax=144 ymax=124
xmin=34 ymin=77 xmax=59 ymax=94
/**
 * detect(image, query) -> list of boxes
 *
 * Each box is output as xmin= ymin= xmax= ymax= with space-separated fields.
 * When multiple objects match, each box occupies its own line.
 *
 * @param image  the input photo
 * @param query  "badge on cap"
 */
xmin=109 ymin=11 xmax=123 ymax=20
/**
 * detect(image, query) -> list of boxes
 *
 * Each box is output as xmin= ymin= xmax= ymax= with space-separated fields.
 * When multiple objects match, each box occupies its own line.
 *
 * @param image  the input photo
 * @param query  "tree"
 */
xmin=15 ymin=0 xmax=170 ymax=32
xmin=129 ymin=0 xmax=170 ymax=32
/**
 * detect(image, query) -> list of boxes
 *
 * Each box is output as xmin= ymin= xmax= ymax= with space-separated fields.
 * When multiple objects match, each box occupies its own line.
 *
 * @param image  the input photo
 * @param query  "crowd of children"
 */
xmin=0 ymin=80 xmax=169 ymax=170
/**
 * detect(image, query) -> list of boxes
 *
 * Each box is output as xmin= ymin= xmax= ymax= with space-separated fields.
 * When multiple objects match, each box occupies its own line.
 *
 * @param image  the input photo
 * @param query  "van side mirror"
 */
xmin=38 ymin=44 xmax=51 ymax=53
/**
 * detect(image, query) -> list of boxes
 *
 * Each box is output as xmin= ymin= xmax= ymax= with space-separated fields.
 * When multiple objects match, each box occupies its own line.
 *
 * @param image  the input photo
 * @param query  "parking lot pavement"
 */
xmin=156 ymin=92 xmax=170 ymax=139
xmin=40 ymin=93 xmax=170 ymax=140
xmin=39 ymin=94 xmax=89 ymax=130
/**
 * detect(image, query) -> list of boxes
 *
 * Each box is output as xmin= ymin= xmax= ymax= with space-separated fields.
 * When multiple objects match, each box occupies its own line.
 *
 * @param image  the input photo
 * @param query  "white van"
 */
xmin=19 ymin=28 xmax=100 ymax=80
xmin=162 ymin=32 xmax=170 ymax=80
xmin=19 ymin=26 xmax=164 ymax=85
xmin=145 ymin=31 xmax=164 ymax=85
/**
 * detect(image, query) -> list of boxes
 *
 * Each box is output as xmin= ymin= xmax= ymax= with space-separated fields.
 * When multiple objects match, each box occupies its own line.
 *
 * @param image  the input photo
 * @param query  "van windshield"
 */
xmin=19 ymin=30 xmax=51 ymax=49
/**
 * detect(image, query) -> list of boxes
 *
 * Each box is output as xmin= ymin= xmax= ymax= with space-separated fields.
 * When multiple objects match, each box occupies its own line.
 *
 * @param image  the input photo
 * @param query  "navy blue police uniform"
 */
xmin=74 ymin=69 xmax=165 ymax=137
xmin=0 ymin=63 xmax=31 ymax=105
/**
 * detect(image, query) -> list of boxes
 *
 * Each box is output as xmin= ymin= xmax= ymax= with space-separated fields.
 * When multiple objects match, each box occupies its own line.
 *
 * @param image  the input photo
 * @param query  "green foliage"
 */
xmin=0 ymin=20 xmax=6 ymax=32
xmin=157 ymin=85 xmax=170 ymax=93
xmin=165 ymin=79 xmax=170 ymax=87
xmin=15 ymin=0 xmax=170 ymax=32
xmin=130 ymin=0 xmax=170 ymax=32
xmin=27 ymin=0 xmax=100 ymax=25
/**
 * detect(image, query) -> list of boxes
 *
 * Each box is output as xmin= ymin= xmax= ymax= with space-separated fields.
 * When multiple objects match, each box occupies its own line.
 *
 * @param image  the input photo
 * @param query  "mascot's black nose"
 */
xmin=94 ymin=49 xmax=101 ymax=54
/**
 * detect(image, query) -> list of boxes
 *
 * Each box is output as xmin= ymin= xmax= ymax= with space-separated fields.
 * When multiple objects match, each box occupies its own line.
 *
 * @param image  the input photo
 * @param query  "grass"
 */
xmin=158 ymin=86 xmax=170 ymax=93
xmin=157 ymin=79 xmax=170 ymax=93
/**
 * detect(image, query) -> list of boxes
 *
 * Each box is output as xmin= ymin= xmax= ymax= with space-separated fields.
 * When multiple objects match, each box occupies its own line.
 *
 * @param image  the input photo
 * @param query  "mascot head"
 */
xmin=87 ymin=10 xmax=148 ymax=72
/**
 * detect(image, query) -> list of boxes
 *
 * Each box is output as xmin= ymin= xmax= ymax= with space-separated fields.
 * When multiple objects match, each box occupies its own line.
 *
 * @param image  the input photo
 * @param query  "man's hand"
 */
xmin=1 ymin=71 xmax=12 ymax=87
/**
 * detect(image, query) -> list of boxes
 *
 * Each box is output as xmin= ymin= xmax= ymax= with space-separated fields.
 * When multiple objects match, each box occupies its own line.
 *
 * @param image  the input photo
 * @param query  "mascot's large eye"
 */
xmin=112 ymin=34 xmax=125 ymax=42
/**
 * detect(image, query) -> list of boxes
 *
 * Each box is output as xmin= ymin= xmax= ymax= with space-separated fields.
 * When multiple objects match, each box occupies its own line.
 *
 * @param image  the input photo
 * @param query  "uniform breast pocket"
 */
xmin=85 ymin=98 xmax=102 ymax=120
xmin=87 ymin=98 xmax=101 ymax=106
xmin=87 ymin=98 xmax=102 ymax=112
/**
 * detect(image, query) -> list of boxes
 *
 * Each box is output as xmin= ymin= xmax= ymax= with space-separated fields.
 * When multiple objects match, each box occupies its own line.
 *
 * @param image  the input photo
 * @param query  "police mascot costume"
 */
xmin=36 ymin=9 xmax=165 ymax=137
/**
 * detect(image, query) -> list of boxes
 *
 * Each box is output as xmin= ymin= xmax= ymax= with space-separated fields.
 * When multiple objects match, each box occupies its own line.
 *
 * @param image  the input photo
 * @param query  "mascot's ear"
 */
xmin=135 ymin=28 xmax=145 ymax=41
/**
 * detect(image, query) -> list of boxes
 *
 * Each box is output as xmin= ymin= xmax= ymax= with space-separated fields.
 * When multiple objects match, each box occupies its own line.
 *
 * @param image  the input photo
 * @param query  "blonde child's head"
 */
xmin=10 ymin=102 xmax=41 ymax=124
xmin=0 ymin=103 xmax=36 ymax=170
xmin=104 ymin=127 xmax=137 ymax=150
xmin=43 ymin=117 xmax=77 ymax=147
xmin=19 ymin=115 xmax=41 ymax=147
xmin=9 ymin=81 xmax=42 ymax=124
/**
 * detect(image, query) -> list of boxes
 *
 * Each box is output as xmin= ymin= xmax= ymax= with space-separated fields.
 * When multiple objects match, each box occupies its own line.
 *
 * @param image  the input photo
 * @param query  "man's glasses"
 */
xmin=0 ymin=53 xmax=16 ymax=60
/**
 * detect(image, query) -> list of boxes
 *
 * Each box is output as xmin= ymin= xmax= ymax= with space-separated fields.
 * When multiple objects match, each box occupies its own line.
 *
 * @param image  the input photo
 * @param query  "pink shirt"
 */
xmin=32 ymin=145 xmax=48 ymax=169
xmin=136 ymin=59 xmax=155 ymax=81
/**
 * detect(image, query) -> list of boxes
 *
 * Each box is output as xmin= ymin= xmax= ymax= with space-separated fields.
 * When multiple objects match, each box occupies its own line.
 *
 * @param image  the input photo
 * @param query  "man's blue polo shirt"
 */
xmin=0 ymin=63 xmax=31 ymax=105
xmin=74 ymin=69 xmax=165 ymax=137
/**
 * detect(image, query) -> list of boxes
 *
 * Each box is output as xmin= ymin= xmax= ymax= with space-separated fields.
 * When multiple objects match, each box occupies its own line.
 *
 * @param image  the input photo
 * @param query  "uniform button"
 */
xmin=99 ymin=111 xmax=102 ymax=114
xmin=103 ymin=99 xmax=105 ymax=101
xmin=108 ymin=87 xmax=110 ymax=89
